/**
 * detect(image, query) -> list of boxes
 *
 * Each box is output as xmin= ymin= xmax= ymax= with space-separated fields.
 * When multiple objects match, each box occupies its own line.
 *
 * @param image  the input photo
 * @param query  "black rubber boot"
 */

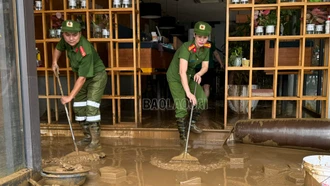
xmin=76 ymin=121 xmax=91 ymax=146
xmin=191 ymin=111 xmax=203 ymax=134
xmin=85 ymin=122 xmax=102 ymax=152
xmin=177 ymin=118 xmax=191 ymax=148
xmin=177 ymin=118 xmax=187 ymax=146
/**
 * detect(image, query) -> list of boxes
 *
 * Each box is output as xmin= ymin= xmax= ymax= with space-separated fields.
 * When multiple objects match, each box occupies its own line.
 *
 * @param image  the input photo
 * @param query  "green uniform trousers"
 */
xmin=73 ymin=71 xmax=107 ymax=122
xmin=168 ymin=79 xmax=208 ymax=119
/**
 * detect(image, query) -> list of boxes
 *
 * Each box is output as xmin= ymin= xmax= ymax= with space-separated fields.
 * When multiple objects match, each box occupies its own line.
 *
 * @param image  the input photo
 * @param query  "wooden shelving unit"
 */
xmin=225 ymin=0 xmax=330 ymax=127
xmin=34 ymin=0 xmax=141 ymax=127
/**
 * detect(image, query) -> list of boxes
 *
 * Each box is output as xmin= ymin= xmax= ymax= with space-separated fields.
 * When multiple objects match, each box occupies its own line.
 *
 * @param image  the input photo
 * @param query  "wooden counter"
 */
xmin=114 ymin=48 xmax=174 ymax=69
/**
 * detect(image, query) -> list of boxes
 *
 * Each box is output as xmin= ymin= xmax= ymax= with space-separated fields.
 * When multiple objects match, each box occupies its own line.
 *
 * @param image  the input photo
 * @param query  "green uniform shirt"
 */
xmin=56 ymin=36 xmax=105 ymax=77
xmin=196 ymin=41 xmax=215 ymax=69
xmin=167 ymin=40 xmax=210 ymax=82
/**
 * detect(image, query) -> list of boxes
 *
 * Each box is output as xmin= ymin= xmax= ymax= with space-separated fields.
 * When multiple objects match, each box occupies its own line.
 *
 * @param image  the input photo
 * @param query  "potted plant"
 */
xmin=229 ymin=46 xmax=243 ymax=66
xmin=305 ymin=8 xmax=327 ymax=34
xmin=255 ymin=10 xmax=277 ymax=35
xmin=91 ymin=14 xmax=110 ymax=38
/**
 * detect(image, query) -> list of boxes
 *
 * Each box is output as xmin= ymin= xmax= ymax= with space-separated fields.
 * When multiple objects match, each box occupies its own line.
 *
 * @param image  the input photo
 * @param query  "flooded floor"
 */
xmin=40 ymin=136 xmax=330 ymax=186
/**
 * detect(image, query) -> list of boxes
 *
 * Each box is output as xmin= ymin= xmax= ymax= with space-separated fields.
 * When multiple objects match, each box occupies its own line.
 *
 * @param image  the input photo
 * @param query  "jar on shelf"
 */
xmin=49 ymin=29 xmax=56 ymax=38
xmin=231 ymin=0 xmax=239 ymax=4
xmin=122 ymin=0 xmax=131 ymax=8
xmin=315 ymin=25 xmax=323 ymax=34
xmin=113 ymin=0 xmax=121 ymax=8
xmin=242 ymin=58 xmax=250 ymax=67
xmin=81 ymin=0 xmax=86 ymax=8
xmin=56 ymin=29 xmax=62 ymax=38
xmin=68 ymin=0 xmax=77 ymax=9
xmin=255 ymin=26 xmax=264 ymax=35
xmin=240 ymin=0 xmax=248 ymax=4
xmin=265 ymin=25 xmax=275 ymax=35
xmin=102 ymin=29 xmax=110 ymax=38
xmin=306 ymin=24 xmax=315 ymax=34
xmin=35 ymin=1 xmax=42 ymax=10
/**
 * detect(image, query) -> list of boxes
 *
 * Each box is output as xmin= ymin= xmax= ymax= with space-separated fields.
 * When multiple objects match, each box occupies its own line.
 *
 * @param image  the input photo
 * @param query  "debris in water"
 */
xmin=263 ymin=163 xmax=290 ymax=177
xmin=99 ymin=166 xmax=127 ymax=184
xmin=180 ymin=177 xmax=201 ymax=185
xmin=286 ymin=170 xmax=304 ymax=185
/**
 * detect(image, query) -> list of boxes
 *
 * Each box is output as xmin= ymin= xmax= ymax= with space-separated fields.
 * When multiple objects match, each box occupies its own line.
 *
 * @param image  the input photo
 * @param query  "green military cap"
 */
xmin=61 ymin=20 xmax=81 ymax=33
xmin=194 ymin=21 xmax=211 ymax=36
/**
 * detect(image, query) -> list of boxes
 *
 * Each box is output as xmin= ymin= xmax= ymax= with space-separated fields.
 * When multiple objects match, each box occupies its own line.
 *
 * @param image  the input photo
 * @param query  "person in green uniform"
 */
xmin=52 ymin=20 xmax=107 ymax=152
xmin=195 ymin=41 xmax=224 ymax=99
xmin=166 ymin=21 xmax=212 ymax=146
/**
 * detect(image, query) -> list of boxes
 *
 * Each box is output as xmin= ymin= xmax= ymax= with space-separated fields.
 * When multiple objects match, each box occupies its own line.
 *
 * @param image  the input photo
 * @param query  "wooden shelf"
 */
xmin=225 ymin=0 xmax=330 ymax=126
xmin=34 ymin=0 xmax=141 ymax=126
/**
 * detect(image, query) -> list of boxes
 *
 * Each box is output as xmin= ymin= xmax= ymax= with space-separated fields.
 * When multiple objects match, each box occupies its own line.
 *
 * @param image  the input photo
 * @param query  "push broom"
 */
xmin=169 ymin=82 xmax=200 ymax=164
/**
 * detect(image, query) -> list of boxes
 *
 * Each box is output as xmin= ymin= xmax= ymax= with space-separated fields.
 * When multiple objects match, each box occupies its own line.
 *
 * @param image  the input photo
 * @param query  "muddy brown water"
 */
xmin=40 ymin=136 xmax=330 ymax=186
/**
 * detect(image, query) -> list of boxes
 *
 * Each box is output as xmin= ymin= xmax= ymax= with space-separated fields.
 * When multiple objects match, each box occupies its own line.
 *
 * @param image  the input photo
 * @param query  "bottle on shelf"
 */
xmin=36 ymin=48 xmax=42 ymax=67
xmin=325 ymin=15 xmax=330 ymax=34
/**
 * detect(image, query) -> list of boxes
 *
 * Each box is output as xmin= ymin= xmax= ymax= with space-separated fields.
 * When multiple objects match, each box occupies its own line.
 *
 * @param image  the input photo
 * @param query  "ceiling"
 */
xmin=142 ymin=0 xmax=227 ymax=23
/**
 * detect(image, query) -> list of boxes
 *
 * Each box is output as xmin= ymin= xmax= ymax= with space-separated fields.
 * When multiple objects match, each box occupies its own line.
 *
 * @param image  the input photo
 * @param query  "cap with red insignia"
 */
xmin=194 ymin=21 xmax=211 ymax=36
xmin=61 ymin=20 xmax=81 ymax=33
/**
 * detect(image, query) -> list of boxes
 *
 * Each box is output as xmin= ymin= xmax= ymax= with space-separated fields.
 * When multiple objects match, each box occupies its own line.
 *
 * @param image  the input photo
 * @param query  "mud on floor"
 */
xmin=40 ymin=136 xmax=330 ymax=186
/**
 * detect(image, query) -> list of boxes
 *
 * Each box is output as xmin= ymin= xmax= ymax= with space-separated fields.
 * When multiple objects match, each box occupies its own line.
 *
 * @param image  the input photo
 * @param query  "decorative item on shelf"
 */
xmin=56 ymin=29 xmax=61 ymax=38
xmin=122 ymin=0 xmax=130 ymax=8
xmin=36 ymin=47 xmax=42 ymax=67
xmin=305 ymin=8 xmax=328 ymax=34
xmin=49 ymin=29 xmax=56 ymax=38
xmin=242 ymin=58 xmax=250 ymax=67
xmin=113 ymin=0 xmax=121 ymax=8
xmin=50 ymin=12 xmax=63 ymax=38
xmin=76 ymin=15 xmax=86 ymax=30
xmin=306 ymin=23 xmax=315 ymax=34
xmin=229 ymin=46 xmax=243 ymax=67
xmin=325 ymin=15 xmax=330 ymax=34
xmin=228 ymin=84 xmax=259 ymax=114
xmin=231 ymin=0 xmax=240 ymax=3
xmin=254 ymin=10 xmax=277 ymax=35
xmin=140 ymin=3 xmax=161 ymax=19
xmin=265 ymin=25 xmax=275 ymax=35
xmin=68 ymin=0 xmax=77 ymax=9
xmin=35 ymin=1 xmax=42 ymax=10
xmin=92 ymin=24 xmax=101 ymax=38
xmin=240 ymin=0 xmax=249 ymax=4
xmin=91 ymin=14 xmax=109 ymax=38
xmin=81 ymin=0 xmax=86 ymax=8
xmin=315 ymin=24 xmax=323 ymax=34
xmin=255 ymin=26 xmax=264 ymax=35
xmin=102 ymin=29 xmax=110 ymax=38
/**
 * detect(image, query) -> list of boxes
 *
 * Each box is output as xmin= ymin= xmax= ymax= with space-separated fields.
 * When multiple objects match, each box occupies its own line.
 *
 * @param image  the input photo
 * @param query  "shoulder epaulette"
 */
xmin=79 ymin=46 xmax=86 ymax=57
xmin=188 ymin=44 xmax=197 ymax=53
xmin=204 ymin=42 xmax=211 ymax=48
xmin=188 ymin=44 xmax=196 ymax=51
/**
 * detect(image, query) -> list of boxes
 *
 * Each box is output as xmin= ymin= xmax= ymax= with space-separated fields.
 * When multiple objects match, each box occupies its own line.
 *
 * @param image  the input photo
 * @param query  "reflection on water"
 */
xmin=41 ymin=136 xmax=330 ymax=186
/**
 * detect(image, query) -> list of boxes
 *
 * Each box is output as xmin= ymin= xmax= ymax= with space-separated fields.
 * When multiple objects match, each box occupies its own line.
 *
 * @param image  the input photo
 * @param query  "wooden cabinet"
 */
xmin=35 ymin=0 xmax=141 ymax=127
xmin=225 ymin=0 xmax=330 ymax=127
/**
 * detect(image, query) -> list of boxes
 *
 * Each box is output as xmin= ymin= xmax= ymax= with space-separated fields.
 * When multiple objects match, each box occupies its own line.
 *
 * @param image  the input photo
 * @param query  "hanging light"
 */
xmin=140 ymin=3 xmax=161 ymax=19
xmin=158 ymin=16 xmax=176 ymax=29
